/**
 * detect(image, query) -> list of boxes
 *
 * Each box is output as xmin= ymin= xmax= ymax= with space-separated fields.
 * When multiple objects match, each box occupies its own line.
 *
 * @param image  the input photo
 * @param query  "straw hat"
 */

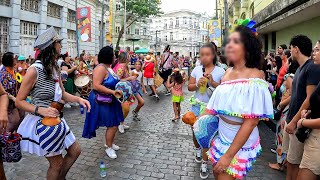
xmin=144 ymin=55 xmax=152 ymax=62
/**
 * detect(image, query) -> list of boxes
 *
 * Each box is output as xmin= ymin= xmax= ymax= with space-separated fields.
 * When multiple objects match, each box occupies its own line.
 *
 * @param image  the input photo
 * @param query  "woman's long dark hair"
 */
xmin=234 ymin=25 xmax=262 ymax=69
xmin=37 ymin=43 xmax=59 ymax=79
xmin=201 ymin=42 xmax=218 ymax=65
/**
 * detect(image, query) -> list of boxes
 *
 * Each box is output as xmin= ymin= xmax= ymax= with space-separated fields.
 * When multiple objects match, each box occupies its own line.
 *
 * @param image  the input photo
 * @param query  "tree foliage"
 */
xmin=115 ymin=0 xmax=162 ymax=49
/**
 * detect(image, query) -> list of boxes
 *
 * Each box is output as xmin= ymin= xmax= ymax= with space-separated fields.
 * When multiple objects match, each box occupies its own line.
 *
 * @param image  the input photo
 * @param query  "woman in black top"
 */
xmin=61 ymin=55 xmax=78 ymax=95
xmin=296 ymin=40 xmax=320 ymax=180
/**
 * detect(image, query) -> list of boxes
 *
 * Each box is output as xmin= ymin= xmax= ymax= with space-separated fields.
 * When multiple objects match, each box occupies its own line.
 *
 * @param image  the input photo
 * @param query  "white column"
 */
xmin=39 ymin=0 xmax=48 ymax=34
xmin=61 ymin=6 xmax=68 ymax=53
xmin=10 ymin=0 xmax=21 ymax=54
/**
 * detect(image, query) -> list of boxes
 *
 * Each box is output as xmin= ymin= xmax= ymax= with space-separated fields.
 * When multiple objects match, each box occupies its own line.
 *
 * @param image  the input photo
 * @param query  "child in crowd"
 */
xmin=131 ymin=61 xmax=145 ymax=121
xmin=142 ymin=55 xmax=160 ymax=100
xmin=167 ymin=68 xmax=186 ymax=122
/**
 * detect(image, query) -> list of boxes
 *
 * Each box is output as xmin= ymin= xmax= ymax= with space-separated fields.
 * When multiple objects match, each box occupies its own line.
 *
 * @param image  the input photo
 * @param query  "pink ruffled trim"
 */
xmin=206 ymin=109 xmax=273 ymax=120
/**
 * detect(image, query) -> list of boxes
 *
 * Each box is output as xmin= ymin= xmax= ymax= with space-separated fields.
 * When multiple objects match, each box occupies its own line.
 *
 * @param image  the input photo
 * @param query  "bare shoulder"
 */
xmin=93 ymin=65 xmax=108 ymax=75
xmin=249 ymin=68 xmax=265 ymax=79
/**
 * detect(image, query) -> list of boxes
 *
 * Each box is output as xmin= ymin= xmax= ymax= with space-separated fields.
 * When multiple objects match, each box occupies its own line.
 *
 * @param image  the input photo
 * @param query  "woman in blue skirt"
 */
xmin=83 ymin=46 xmax=124 ymax=159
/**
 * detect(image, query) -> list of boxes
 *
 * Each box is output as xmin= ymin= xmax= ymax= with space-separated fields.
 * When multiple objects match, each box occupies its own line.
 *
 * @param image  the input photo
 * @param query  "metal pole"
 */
xmin=75 ymin=0 xmax=80 ymax=56
xmin=123 ymin=0 xmax=126 ymax=50
xmin=224 ymin=0 xmax=229 ymax=46
xmin=216 ymin=0 xmax=218 ymax=19
xmin=155 ymin=30 xmax=158 ymax=54
xmin=100 ymin=0 xmax=105 ymax=49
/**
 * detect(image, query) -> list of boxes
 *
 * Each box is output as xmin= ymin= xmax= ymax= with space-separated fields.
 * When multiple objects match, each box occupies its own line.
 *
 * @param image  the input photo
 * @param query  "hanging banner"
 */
xmin=209 ymin=20 xmax=222 ymax=47
xmin=77 ymin=7 xmax=91 ymax=42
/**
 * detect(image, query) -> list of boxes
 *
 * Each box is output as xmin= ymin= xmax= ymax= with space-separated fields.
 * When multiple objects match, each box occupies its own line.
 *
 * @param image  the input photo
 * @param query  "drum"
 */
xmin=154 ymin=74 xmax=163 ymax=88
xmin=193 ymin=115 xmax=219 ymax=149
xmin=74 ymin=75 xmax=92 ymax=99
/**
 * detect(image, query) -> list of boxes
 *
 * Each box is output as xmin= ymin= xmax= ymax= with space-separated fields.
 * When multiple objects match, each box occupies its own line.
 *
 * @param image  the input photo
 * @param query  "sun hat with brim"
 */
xmin=34 ymin=27 xmax=63 ymax=50
xmin=18 ymin=55 xmax=26 ymax=61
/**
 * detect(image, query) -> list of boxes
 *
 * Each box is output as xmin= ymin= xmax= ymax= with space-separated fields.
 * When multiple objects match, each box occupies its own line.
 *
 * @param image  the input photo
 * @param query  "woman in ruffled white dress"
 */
xmin=16 ymin=27 xmax=90 ymax=180
xmin=205 ymin=25 xmax=273 ymax=179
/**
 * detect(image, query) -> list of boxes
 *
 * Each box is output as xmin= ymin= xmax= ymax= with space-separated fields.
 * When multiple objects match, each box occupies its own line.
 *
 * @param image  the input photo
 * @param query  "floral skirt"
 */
xmin=207 ymin=118 xmax=261 ymax=179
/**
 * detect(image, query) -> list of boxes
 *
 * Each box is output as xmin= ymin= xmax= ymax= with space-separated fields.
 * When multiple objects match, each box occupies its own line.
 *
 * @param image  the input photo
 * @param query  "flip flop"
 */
xmin=268 ymin=163 xmax=284 ymax=172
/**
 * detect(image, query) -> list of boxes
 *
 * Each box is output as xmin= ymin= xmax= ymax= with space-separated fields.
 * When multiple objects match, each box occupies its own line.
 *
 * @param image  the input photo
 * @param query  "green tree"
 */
xmin=115 ymin=0 xmax=162 ymax=50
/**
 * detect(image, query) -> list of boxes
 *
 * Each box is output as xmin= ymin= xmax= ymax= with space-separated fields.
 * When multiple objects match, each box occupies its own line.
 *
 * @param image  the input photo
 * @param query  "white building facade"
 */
xmin=150 ymin=10 xmax=211 ymax=57
xmin=0 ymin=0 xmax=108 ymax=58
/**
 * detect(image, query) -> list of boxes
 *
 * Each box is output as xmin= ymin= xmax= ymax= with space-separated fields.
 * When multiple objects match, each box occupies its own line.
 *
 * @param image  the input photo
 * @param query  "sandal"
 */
xmin=171 ymin=118 xmax=179 ymax=122
xmin=268 ymin=163 xmax=284 ymax=172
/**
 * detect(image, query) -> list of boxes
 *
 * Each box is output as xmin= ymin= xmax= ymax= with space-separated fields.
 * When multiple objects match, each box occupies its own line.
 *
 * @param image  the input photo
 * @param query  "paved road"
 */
xmin=4 ymin=87 xmax=286 ymax=180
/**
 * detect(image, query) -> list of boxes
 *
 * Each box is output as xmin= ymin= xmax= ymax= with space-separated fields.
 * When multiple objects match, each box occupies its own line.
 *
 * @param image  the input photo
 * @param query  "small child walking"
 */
xmin=167 ymin=69 xmax=186 ymax=122
xmin=131 ymin=61 xmax=145 ymax=121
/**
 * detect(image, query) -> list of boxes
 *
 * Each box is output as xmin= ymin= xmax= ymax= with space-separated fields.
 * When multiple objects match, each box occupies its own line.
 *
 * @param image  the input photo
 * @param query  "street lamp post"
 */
xmin=75 ymin=0 xmax=80 ymax=56
xmin=223 ymin=0 xmax=229 ymax=46
xmin=123 ymin=0 xmax=126 ymax=50
xmin=100 ymin=0 xmax=105 ymax=49
xmin=155 ymin=30 xmax=160 ymax=54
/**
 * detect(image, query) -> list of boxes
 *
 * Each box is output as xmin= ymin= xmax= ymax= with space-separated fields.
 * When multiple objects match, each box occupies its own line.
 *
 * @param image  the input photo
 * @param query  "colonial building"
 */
xmin=109 ymin=0 xmax=151 ymax=51
xmin=0 ymin=0 xmax=108 ymax=58
xmin=149 ymin=10 xmax=211 ymax=56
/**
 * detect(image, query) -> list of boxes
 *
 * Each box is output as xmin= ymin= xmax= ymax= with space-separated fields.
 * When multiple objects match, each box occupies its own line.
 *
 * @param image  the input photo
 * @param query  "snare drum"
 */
xmin=74 ymin=75 xmax=92 ymax=99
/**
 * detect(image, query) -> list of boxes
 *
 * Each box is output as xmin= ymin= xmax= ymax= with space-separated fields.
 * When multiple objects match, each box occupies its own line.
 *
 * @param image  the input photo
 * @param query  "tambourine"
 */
xmin=115 ymin=81 xmax=133 ymax=103
xmin=16 ymin=73 xmax=23 ymax=83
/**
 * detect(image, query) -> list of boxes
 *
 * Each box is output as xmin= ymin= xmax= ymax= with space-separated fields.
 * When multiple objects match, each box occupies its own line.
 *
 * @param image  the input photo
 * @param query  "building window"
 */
xmin=165 ymin=35 xmax=167 ymax=41
xmin=183 ymin=37 xmax=187 ymax=41
xmin=126 ymin=27 xmax=131 ymax=35
xmin=135 ymin=28 xmax=139 ymax=35
xmin=67 ymin=9 xmax=76 ymax=23
xmin=175 ymin=17 xmax=179 ymax=27
xmin=0 ymin=17 xmax=9 ymax=56
xmin=164 ymin=23 xmax=167 ymax=29
xmin=170 ymin=19 xmax=173 ymax=28
xmin=67 ymin=30 xmax=76 ymax=41
xmin=183 ymin=17 xmax=187 ymax=24
xmin=170 ymin=32 xmax=173 ymax=41
xmin=21 ymin=0 xmax=39 ymax=13
xmin=143 ymin=28 xmax=147 ymax=35
xmin=47 ymin=2 xmax=62 ymax=19
xmin=115 ymin=26 xmax=120 ymax=33
xmin=116 ymin=3 xmax=121 ymax=11
xmin=0 ymin=0 xmax=11 ymax=6
xmin=20 ymin=21 xmax=38 ymax=36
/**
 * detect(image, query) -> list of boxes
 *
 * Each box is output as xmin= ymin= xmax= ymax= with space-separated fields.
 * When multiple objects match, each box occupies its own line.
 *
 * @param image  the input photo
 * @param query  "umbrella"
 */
xmin=135 ymin=48 xmax=149 ymax=54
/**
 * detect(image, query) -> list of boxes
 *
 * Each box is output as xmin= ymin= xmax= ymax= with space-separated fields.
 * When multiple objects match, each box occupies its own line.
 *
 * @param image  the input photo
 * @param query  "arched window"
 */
xmin=240 ymin=12 xmax=246 ymax=19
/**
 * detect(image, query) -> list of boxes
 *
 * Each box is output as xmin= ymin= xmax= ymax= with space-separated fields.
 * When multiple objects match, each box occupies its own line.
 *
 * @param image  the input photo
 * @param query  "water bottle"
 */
xmin=99 ymin=161 xmax=107 ymax=177
xmin=80 ymin=105 xmax=84 ymax=114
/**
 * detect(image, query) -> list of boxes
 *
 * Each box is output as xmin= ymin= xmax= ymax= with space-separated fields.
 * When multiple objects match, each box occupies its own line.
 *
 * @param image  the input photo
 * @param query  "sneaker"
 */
xmin=123 ymin=125 xmax=130 ymax=130
xmin=70 ymin=102 xmax=79 ymax=106
xmin=165 ymin=91 xmax=171 ymax=96
xmin=148 ymin=93 xmax=155 ymax=97
xmin=105 ymin=147 xmax=117 ymax=159
xmin=271 ymin=148 xmax=277 ymax=154
xmin=155 ymin=95 xmax=160 ymax=101
xmin=118 ymin=125 xmax=125 ymax=133
xmin=195 ymin=148 xmax=202 ymax=163
xmin=64 ymin=103 xmax=71 ymax=108
xmin=200 ymin=162 xmax=209 ymax=179
xmin=104 ymin=144 xmax=120 ymax=151
xmin=132 ymin=110 xmax=138 ymax=118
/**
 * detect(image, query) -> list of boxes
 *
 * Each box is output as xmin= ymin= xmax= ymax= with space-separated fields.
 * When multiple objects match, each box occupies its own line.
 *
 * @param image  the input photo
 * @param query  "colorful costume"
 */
xmin=18 ymin=62 xmax=76 ymax=157
xmin=206 ymin=78 xmax=273 ymax=179
xmin=82 ymin=68 xmax=124 ymax=139
xmin=172 ymin=82 xmax=184 ymax=103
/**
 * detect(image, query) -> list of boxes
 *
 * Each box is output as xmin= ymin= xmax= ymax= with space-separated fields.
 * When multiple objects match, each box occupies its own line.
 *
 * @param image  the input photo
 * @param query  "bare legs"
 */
xmin=106 ymin=126 xmax=118 ymax=148
xmin=172 ymin=102 xmax=181 ymax=120
xmin=46 ymin=142 xmax=81 ymax=180
xmin=287 ymin=163 xmax=300 ymax=180
xmin=134 ymin=94 xmax=144 ymax=113
xmin=0 ymin=160 xmax=6 ymax=180
xmin=297 ymin=168 xmax=317 ymax=180
xmin=149 ymin=85 xmax=158 ymax=96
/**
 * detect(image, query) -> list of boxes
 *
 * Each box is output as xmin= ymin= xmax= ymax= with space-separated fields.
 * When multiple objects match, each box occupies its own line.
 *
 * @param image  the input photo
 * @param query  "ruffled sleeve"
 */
xmin=206 ymin=78 xmax=274 ymax=120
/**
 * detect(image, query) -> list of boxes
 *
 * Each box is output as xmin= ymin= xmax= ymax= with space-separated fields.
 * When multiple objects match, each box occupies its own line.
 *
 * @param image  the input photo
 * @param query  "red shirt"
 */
xmin=276 ymin=64 xmax=287 ymax=89
xmin=143 ymin=62 xmax=155 ymax=78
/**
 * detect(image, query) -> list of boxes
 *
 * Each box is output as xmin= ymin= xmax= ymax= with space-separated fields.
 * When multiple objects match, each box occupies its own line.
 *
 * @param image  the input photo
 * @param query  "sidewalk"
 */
xmin=4 ymin=88 xmax=286 ymax=180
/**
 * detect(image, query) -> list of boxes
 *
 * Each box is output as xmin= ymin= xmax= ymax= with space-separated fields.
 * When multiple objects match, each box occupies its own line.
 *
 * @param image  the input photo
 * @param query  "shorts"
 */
xmin=172 ymin=95 xmax=184 ymax=103
xmin=282 ymin=122 xmax=304 ymax=165
xmin=160 ymin=69 xmax=172 ymax=83
xmin=300 ymin=129 xmax=320 ymax=175
xmin=143 ymin=77 xmax=154 ymax=86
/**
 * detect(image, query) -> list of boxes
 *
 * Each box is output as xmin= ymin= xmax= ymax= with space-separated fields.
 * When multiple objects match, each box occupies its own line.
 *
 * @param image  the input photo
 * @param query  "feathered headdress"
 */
xmin=237 ymin=18 xmax=258 ymax=36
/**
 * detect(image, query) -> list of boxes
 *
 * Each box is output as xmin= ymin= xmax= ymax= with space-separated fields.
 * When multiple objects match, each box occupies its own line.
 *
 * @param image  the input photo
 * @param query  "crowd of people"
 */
xmin=0 ymin=23 xmax=319 ymax=180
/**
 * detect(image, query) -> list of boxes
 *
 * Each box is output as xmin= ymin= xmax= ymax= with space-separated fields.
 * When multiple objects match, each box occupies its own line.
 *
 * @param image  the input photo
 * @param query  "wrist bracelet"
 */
xmin=35 ymin=106 xmax=40 ymax=116
xmin=301 ymin=118 xmax=305 ymax=127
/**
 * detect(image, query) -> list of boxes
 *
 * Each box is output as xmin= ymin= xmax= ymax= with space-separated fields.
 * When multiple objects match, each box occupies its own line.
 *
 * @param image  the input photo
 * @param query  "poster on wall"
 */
xmin=209 ymin=20 xmax=222 ymax=47
xmin=77 ymin=7 xmax=91 ymax=42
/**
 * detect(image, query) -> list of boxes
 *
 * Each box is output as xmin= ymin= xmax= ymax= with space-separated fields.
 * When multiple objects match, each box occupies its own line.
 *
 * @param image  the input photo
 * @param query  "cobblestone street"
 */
xmin=4 ymin=88 xmax=286 ymax=180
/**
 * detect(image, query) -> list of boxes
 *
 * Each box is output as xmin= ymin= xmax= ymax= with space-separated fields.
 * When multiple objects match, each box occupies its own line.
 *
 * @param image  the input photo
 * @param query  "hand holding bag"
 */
xmin=0 ymin=132 xmax=22 ymax=162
